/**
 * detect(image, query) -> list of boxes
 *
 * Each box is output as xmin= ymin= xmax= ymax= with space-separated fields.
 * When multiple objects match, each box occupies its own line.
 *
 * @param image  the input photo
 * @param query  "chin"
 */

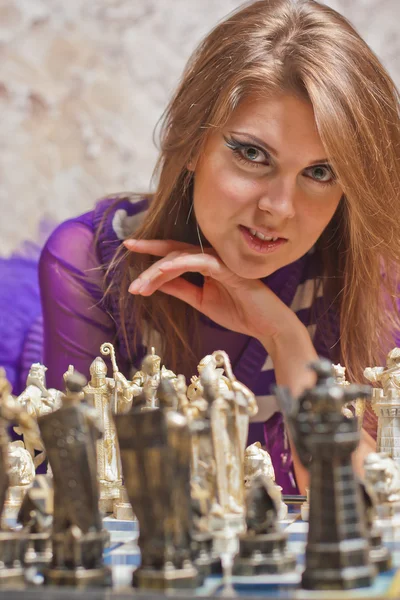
xmin=222 ymin=256 xmax=278 ymax=280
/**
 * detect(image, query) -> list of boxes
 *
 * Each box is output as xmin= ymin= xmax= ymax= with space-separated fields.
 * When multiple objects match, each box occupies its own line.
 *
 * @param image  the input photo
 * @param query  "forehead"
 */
xmin=220 ymin=93 xmax=327 ymax=161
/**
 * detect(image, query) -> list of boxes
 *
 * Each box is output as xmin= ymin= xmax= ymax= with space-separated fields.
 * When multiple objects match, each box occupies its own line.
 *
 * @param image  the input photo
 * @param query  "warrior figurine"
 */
xmin=0 ymin=368 xmax=37 ymax=584
xmin=83 ymin=344 xmax=137 ymax=513
xmin=333 ymin=363 xmax=365 ymax=427
xmin=38 ymin=372 xmax=111 ymax=587
xmin=14 ymin=363 xmax=62 ymax=469
xmin=114 ymin=377 xmax=198 ymax=590
xmin=130 ymin=347 xmax=164 ymax=409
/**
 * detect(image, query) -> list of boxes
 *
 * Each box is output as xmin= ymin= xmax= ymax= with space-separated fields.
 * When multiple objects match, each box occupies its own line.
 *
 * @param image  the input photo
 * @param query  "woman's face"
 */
xmin=191 ymin=94 xmax=343 ymax=279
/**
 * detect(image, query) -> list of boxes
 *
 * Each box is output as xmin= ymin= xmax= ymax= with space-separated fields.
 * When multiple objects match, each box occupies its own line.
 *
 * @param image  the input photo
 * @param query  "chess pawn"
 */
xmin=114 ymin=377 xmax=199 ymax=590
xmin=233 ymin=474 xmax=296 ymax=576
xmin=38 ymin=372 xmax=111 ymax=587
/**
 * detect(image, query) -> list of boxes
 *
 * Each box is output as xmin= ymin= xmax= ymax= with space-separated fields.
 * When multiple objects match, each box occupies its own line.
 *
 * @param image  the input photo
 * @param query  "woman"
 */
xmin=39 ymin=0 xmax=400 ymax=494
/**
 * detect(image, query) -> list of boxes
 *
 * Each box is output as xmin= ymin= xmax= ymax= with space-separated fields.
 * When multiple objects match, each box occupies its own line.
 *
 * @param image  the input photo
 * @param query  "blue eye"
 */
xmin=304 ymin=165 xmax=336 ymax=186
xmin=224 ymin=136 xmax=270 ymax=167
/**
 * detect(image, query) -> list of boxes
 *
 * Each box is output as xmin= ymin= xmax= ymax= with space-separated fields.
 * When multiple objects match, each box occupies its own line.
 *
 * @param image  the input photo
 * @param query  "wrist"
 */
xmin=260 ymin=318 xmax=318 ymax=397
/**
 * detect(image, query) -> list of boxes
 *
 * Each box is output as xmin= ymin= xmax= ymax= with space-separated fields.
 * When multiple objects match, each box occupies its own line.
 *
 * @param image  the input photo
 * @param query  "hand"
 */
xmin=124 ymin=239 xmax=301 ymax=352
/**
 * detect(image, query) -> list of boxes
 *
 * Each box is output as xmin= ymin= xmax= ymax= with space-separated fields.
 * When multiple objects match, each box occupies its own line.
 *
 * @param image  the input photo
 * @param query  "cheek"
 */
xmin=298 ymin=191 xmax=342 ymax=232
xmin=194 ymin=160 xmax=259 ymax=218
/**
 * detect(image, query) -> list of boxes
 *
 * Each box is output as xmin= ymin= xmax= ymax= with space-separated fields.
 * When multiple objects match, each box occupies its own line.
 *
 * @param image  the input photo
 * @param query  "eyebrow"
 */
xmin=228 ymin=130 xmax=330 ymax=165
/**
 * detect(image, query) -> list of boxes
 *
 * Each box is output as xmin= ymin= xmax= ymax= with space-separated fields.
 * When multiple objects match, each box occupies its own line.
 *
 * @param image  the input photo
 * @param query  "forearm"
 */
xmin=260 ymin=319 xmax=318 ymax=495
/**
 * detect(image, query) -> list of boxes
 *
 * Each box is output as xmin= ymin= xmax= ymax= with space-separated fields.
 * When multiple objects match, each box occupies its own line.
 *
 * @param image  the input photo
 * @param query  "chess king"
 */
xmin=83 ymin=343 xmax=137 ymax=513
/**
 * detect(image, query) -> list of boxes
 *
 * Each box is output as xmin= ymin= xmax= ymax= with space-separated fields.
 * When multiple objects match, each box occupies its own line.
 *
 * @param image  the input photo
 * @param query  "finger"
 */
xmin=157 ymin=278 xmax=203 ymax=311
xmin=123 ymin=238 xmax=205 ymax=257
xmin=130 ymin=253 xmax=235 ymax=296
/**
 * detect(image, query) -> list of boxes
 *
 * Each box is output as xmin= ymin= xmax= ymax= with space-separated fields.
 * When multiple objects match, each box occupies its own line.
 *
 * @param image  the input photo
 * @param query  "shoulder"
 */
xmin=92 ymin=193 xmax=150 ymax=267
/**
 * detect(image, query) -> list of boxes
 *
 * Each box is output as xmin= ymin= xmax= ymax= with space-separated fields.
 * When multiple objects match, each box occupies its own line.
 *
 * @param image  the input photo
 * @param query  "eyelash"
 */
xmin=223 ymin=136 xmax=337 ymax=187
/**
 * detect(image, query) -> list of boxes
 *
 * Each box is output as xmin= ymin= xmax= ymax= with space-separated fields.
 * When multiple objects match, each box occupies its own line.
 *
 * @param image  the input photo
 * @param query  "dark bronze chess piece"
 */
xmin=276 ymin=359 xmax=376 ymax=590
xmin=38 ymin=372 xmax=111 ymax=587
xmin=17 ymin=475 xmax=53 ymax=574
xmin=114 ymin=378 xmax=199 ymax=590
xmin=233 ymin=474 xmax=296 ymax=575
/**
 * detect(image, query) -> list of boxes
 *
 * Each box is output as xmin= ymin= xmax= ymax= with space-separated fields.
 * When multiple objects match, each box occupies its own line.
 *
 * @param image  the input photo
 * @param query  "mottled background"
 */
xmin=1 ymin=0 xmax=399 ymax=255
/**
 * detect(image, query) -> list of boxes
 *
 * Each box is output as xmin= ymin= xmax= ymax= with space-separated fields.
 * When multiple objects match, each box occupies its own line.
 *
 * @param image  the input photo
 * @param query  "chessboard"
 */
xmin=1 ymin=505 xmax=400 ymax=599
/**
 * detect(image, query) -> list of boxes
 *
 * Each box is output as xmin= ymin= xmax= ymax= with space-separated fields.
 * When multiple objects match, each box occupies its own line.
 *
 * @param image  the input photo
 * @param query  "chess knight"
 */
xmin=38 ymin=372 xmax=111 ymax=587
xmin=83 ymin=343 xmax=138 ymax=512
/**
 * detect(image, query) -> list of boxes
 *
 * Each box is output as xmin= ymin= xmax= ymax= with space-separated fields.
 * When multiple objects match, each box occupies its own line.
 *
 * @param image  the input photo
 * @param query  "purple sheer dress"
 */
xmin=1 ymin=195 xmax=378 ymax=493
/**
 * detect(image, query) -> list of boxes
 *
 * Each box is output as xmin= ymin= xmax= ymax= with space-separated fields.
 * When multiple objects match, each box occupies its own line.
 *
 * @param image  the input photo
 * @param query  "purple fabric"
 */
xmin=0 ymin=195 xmax=343 ymax=494
xmin=0 ymin=255 xmax=42 ymax=394
xmin=36 ymin=196 xmax=343 ymax=493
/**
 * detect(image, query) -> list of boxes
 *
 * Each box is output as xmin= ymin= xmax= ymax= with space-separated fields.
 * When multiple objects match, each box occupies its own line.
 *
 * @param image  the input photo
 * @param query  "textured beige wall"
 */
xmin=1 ymin=0 xmax=399 ymax=255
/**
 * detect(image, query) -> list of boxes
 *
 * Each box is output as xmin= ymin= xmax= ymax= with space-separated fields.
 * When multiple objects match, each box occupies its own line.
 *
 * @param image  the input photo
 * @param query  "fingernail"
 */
xmin=123 ymin=239 xmax=137 ymax=247
xmin=129 ymin=279 xmax=143 ymax=293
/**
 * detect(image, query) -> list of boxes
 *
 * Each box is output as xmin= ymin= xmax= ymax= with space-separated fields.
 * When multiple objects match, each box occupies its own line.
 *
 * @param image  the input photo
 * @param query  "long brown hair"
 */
xmin=108 ymin=0 xmax=400 ymax=382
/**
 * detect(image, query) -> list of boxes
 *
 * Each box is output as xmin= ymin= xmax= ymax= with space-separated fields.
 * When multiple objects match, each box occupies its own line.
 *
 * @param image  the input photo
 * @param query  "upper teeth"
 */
xmin=249 ymin=229 xmax=278 ymax=242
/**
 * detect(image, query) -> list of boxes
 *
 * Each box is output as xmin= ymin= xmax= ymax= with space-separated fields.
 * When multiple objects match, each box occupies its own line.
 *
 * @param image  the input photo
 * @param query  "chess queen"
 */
xmin=38 ymin=0 xmax=400 ymax=495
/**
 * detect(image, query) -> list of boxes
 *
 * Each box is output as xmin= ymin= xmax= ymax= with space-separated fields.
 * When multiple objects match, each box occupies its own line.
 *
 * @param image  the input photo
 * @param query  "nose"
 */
xmin=257 ymin=177 xmax=296 ymax=219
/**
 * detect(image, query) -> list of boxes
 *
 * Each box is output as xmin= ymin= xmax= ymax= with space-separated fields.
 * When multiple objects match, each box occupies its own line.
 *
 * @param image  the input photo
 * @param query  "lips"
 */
xmin=239 ymin=225 xmax=287 ymax=255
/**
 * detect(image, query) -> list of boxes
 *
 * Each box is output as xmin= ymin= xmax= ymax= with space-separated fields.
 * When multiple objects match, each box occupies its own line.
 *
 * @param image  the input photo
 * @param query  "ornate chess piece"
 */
xmin=244 ymin=442 xmax=287 ymax=520
xmin=83 ymin=345 xmax=136 ymax=513
xmin=364 ymin=452 xmax=400 ymax=524
xmin=4 ymin=440 xmax=35 ymax=519
xmin=114 ymin=378 xmax=198 ymax=590
xmin=364 ymin=348 xmax=400 ymax=463
xmin=130 ymin=347 xmax=164 ymax=410
xmin=277 ymin=359 xmax=375 ymax=590
xmin=333 ymin=363 xmax=366 ymax=427
xmin=38 ymin=372 xmax=111 ymax=587
xmin=233 ymin=474 xmax=296 ymax=575
xmin=205 ymin=351 xmax=257 ymax=526
xmin=14 ymin=363 xmax=62 ymax=470
xmin=359 ymin=480 xmax=392 ymax=573
xmin=17 ymin=475 xmax=53 ymax=573
xmin=0 ymin=367 xmax=37 ymax=584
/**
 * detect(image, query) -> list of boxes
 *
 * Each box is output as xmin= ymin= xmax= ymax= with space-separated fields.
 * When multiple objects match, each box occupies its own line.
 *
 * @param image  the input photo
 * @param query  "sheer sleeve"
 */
xmin=39 ymin=215 xmax=118 ymax=389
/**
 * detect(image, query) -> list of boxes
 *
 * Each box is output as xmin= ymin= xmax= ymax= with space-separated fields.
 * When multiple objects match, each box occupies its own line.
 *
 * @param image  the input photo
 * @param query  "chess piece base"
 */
xmin=132 ymin=563 xmax=199 ymax=590
xmin=300 ymin=502 xmax=309 ymax=521
xmin=45 ymin=566 xmax=112 ymax=587
xmin=99 ymin=480 xmax=121 ymax=514
xmin=233 ymin=531 xmax=296 ymax=576
xmin=24 ymin=532 xmax=52 ymax=569
xmin=0 ymin=530 xmax=27 ymax=586
xmin=369 ymin=529 xmax=392 ymax=573
xmin=301 ymin=539 xmax=375 ymax=590
xmin=192 ymin=533 xmax=222 ymax=577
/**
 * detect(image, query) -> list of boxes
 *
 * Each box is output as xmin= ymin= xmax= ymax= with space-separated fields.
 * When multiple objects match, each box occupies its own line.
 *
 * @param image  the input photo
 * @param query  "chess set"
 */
xmin=0 ymin=344 xmax=400 ymax=599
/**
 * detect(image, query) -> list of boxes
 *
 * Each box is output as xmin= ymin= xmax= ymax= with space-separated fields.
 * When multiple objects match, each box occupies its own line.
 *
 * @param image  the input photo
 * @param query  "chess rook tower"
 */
xmin=277 ymin=359 xmax=376 ymax=590
xmin=371 ymin=388 xmax=400 ymax=464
